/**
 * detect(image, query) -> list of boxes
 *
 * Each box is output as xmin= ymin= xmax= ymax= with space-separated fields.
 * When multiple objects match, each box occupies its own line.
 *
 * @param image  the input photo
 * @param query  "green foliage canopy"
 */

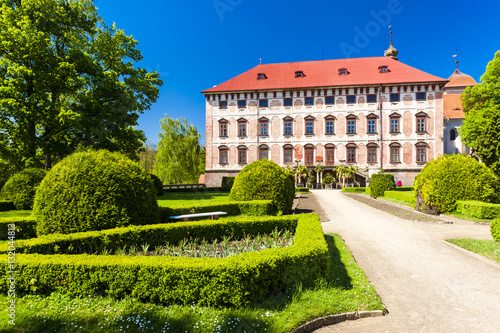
xmin=461 ymin=50 xmax=500 ymax=176
xmin=414 ymin=154 xmax=499 ymax=213
xmin=0 ymin=0 xmax=162 ymax=170
xmin=229 ymin=160 xmax=295 ymax=214
xmin=0 ymin=167 xmax=46 ymax=209
xmin=34 ymin=150 xmax=160 ymax=235
xmin=155 ymin=114 xmax=203 ymax=184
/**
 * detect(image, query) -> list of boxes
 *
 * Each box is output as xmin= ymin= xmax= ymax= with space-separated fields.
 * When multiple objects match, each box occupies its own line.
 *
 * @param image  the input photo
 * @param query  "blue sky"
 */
xmin=95 ymin=0 xmax=500 ymax=146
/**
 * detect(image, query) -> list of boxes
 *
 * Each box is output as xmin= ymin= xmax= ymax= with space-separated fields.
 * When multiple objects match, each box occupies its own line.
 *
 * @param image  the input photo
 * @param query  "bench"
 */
xmin=169 ymin=211 xmax=227 ymax=222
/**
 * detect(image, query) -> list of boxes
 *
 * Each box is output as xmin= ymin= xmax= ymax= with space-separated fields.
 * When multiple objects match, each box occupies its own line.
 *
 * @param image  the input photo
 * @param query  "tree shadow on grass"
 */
xmin=324 ymin=234 xmax=353 ymax=290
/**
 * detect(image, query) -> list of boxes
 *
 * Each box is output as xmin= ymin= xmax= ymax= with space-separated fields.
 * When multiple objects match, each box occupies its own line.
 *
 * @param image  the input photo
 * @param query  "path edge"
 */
xmin=291 ymin=310 xmax=385 ymax=333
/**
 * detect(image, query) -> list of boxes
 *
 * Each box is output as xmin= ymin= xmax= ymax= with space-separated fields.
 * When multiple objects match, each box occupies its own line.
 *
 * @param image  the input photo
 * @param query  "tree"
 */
xmin=138 ymin=141 xmax=157 ymax=174
xmin=0 ymin=0 xmax=162 ymax=170
xmin=461 ymin=50 xmax=500 ymax=177
xmin=155 ymin=114 xmax=203 ymax=184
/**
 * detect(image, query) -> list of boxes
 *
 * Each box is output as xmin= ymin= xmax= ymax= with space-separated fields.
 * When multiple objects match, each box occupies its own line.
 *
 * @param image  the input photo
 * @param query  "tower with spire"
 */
xmin=384 ymin=30 xmax=399 ymax=61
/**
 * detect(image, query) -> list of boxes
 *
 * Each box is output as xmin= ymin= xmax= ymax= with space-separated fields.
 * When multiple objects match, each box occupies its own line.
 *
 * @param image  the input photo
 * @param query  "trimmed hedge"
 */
xmin=0 ymin=201 xmax=14 ymax=212
xmin=370 ymin=174 xmax=395 ymax=198
xmin=34 ymin=150 xmax=160 ymax=235
xmin=491 ymin=218 xmax=500 ymax=242
xmin=414 ymin=154 xmax=500 ymax=213
xmin=0 ymin=168 xmax=46 ymax=210
xmin=0 ymin=217 xmax=37 ymax=240
xmin=221 ymin=177 xmax=236 ymax=192
xmin=230 ymin=160 xmax=295 ymax=214
xmin=341 ymin=187 xmax=368 ymax=193
xmin=0 ymin=215 xmax=298 ymax=255
xmin=150 ymin=174 xmax=164 ymax=196
xmin=0 ymin=214 xmax=329 ymax=307
xmin=395 ymin=186 xmax=414 ymax=192
xmin=383 ymin=191 xmax=415 ymax=206
xmin=160 ymin=200 xmax=274 ymax=222
xmin=456 ymin=201 xmax=500 ymax=220
xmin=295 ymin=187 xmax=310 ymax=193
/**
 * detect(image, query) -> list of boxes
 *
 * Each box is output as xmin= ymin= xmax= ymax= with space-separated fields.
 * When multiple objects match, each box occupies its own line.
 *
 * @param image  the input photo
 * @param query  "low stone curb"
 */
xmin=291 ymin=310 xmax=385 ymax=333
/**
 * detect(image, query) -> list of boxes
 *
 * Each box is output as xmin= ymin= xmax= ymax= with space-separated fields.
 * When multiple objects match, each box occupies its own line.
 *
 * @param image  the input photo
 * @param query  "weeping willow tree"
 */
xmin=155 ymin=114 xmax=202 ymax=184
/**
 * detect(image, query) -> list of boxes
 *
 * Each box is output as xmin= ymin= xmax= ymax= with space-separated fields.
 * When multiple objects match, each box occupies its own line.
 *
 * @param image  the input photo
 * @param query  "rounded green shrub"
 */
xmin=150 ymin=174 xmax=164 ymax=196
xmin=34 ymin=150 xmax=160 ymax=235
xmin=0 ymin=168 xmax=47 ymax=210
xmin=491 ymin=218 xmax=500 ymax=242
xmin=370 ymin=173 xmax=395 ymax=198
xmin=414 ymin=154 xmax=500 ymax=213
xmin=229 ymin=160 xmax=295 ymax=214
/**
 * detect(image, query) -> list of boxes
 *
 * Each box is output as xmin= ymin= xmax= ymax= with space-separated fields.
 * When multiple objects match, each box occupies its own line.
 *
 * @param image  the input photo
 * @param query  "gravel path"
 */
xmin=311 ymin=190 xmax=500 ymax=333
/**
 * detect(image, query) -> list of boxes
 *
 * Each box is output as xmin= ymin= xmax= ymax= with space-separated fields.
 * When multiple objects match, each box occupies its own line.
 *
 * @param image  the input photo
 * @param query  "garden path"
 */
xmin=312 ymin=190 xmax=500 ymax=333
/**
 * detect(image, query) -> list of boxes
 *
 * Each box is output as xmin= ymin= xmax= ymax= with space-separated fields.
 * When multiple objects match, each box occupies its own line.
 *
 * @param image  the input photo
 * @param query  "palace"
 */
xmin=202 ymin=41 xmax=475 ymax=187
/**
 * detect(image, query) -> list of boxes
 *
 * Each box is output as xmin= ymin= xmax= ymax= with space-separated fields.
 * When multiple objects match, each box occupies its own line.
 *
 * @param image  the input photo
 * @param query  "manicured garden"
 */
xmin=0 ymin=153 xmax=384 ymax=332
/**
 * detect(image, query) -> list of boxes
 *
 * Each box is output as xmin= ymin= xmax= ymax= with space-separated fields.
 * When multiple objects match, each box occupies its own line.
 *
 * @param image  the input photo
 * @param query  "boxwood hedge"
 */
xmin=0 ymin=168 xmax=46 ymax=210
xmin=0 ymin=217 xmax=37 ymax=240
xmin=341 ymin=187 xmax=368 ymax=193
xmin=456 ymin=201 xmax=500 ymax=220
xmin=491 ymin=218 xmax=500 ymax=242
xmin=370 ymin=174 xmax=395 ymax=198
xmin=0 ymin=214 xmax=328 ymax=307
xmin=0 ymin=201 xmax=14 ymax=212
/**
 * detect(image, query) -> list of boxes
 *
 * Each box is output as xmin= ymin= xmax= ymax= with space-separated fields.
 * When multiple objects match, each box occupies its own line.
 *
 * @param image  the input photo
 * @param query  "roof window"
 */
xmin=379 ymin=66 xmax=389 ymax=73
xmin=338 ymin=68 xmax=349 ymax=76
xmin=257 ymin=73 xmax=267 ymax=80
xmin=295 ymin=70 xmax=305 ymax=78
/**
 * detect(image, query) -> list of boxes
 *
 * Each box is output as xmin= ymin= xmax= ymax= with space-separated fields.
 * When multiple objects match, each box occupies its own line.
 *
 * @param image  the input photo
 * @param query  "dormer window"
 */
xmin=338 ymin=68 xmax=348 ymax=75
xmin=295 ymin=70 xmax=305 ymax=78
xmin=379 ymin=66 xmax=389 ymax=73
xmin=257 ymin=73 xmax=267 ymax=80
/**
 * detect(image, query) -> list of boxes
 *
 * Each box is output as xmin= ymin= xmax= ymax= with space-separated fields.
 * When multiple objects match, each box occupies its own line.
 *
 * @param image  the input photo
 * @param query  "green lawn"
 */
xmin=446 ymin=239 xmax=500 ymax=263
xmin=157 ymin=191 xmax=230 ymax=207
xmin=0 ymin=210 xmax=32 ymax=218
xmin=0 ymin=233 xmax=383 ymax=333
xmin=443 ymin=211 xmax=494 ymax=224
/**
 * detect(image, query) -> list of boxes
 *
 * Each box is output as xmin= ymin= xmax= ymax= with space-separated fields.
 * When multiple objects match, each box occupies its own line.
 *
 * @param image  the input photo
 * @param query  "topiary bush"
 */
xmin=369 ymin=173 xmax=395 ymax=198
xmin=150 ymin=174 xmax=164 ymax=196
xmin=221 ymin=176 xmax=236 ymax=192
xmin=414 ymin=154 xmax=500 ymax=214
xmin=34 ymin=150 xmax=160 ymax=235
xmin=0 ymin=168 xmax=47 ymax=210
xmin=229 ymin=160 xmax=295 ymax=214
xmin=491 ymin=218 xmax=500 ymax=242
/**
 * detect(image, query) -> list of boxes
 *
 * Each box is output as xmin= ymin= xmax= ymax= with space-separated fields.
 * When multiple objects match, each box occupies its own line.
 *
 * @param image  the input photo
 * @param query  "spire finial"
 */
xmin=384 ymin=27 xmax=398 ymax=61
xmin=455 ymin=60 xmax=458 ymax=70
xmin=259 ymin=57 xmax=262 ymax=65
xmin=390 ymin=30 xmax=393 ymax=45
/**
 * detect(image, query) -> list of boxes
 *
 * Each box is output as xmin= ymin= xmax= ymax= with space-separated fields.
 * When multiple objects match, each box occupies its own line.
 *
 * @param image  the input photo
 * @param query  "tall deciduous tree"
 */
xmin=461 ymin=50 xmax=500 ymax=177
xmin=156 ymin=114 xmax=202 ymax=184
xmin=0 ymin=0 xmax=162 ymax=170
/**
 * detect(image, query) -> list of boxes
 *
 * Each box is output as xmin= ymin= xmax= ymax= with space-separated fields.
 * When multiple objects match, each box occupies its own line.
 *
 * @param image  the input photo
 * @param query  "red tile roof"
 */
xmin=445 ymin=69 xmax=477 ymax=88
xmin=443 ymin=94 xmax=465 ymax=119
xmin=202 ymin=57 xmax=447 ymax=93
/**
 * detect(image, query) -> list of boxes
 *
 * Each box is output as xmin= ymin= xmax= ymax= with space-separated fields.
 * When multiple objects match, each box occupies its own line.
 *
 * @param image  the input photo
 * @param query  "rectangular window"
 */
xmin=284 ymin=148 xmax=293 ymax=163
xmin=284 ymin=121 xmax=292 ymax=135
xmin=238 ymin=149 xmax=247 ymax=164
xmin=259 ymin=99 xmax=268 ymax=108
xmin=284 ymin=98 xmax=293 ymax=106
xmin=347 ymin=120 xmax=356 ymax=134
xmin=367 ymin=94 xmax=377 ymax=103
xmin=219 ymin=149 xmax=228 ymax=164
xmin=238 ymin=100 xmax=246 ymax=108
xmin=416 ymin=92 xmax=426 ymax=101
xmin=326 ymin=148 xmax=334 ymax=166
xmin=417 ymin=147 xmax=426 ymax=162
xmin=259 ymin=122 xmax=268 ymax=136
xmin=367 ymin=119 xmax=376 ymax=133
xmin=368 ymin=148 xmax=377 ymax=162
xmin=325 ymin=96 xmax=334 ymax=105
xmin=390 ymin=148 xmax=400 ymax=162
xmin=305 ymin=97 xmax=314 ymax=105
xmin=219 ymin=123 xmax=227 ymax=137
xmin=347 ymin=148 xmax=356 ymax=163
xmin=238 ymin=122 xmax=246 ymax=136
xmin=259 ymin=148 xmax=268 ymax=160
xmin=326 ymin=120 xmax=334 ymax=134
xmin=305 ymin=148 xmax=314 ymax=166
xmin=390 ymin=93 xmax=400 ymax=102
xmin=305 ymin=121 xmax=314 ymax=135
xmin=347 ymin=95 xmax=356 ymax=104
xmin=219 ymin=101 xmax=227 ymax=109
xmin=390 ymin=118 xmax=399 ymax=132
xmin=417 ymin=118 xmax=426 ymax=132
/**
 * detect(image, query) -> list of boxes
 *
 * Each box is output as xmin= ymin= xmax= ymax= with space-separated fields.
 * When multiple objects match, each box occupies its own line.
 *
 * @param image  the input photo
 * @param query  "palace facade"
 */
xmin=202 ymin=46 xmax=457 ymax=187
